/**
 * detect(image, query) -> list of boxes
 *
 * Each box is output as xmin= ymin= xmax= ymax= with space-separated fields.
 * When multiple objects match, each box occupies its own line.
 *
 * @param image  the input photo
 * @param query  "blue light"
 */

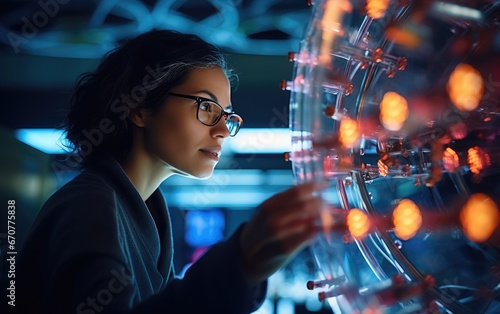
xmin=14 ymin=128 xmax=292 ymax=155
xmin=225 ymin=128 xmax=291 ymax=154
xmin=15 ymin=128 xmax=66 ymax=154
xmin=184 ymin=210 xmax=225 ymax=247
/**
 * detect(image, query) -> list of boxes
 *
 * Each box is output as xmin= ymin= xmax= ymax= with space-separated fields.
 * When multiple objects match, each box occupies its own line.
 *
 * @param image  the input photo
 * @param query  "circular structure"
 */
xmin=288 ymin=0 xmax=500 ymax=313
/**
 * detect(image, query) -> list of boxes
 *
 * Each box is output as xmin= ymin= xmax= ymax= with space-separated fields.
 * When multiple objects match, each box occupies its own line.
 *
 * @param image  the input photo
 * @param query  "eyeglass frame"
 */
xmin=166 ymin=92 xmax=243 ymax=137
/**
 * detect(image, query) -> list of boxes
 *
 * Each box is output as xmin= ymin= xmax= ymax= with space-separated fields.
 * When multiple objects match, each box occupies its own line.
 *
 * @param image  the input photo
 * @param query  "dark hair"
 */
xmin=63 ymin=29 xmax=233 ymax=167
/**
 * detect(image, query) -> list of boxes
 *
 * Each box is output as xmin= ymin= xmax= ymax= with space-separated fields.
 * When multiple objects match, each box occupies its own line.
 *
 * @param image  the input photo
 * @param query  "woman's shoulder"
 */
xmin=22 ymin=167 xmax=123 ymax=248
xmin=42 ymin=168 xmax=118 ymax=217
xmin=37 ymin=156 xmax=140 ymax=223
xmin=58 ymin=169 xmax=115 ymax=199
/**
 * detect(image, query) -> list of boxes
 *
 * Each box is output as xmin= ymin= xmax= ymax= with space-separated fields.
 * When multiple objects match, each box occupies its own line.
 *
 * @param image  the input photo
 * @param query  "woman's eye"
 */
xmin=199 ymin=101 xmax=214 ymax=112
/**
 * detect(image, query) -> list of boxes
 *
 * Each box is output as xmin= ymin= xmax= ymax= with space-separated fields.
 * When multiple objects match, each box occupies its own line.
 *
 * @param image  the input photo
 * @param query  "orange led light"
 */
xmin=320 ymin=0 xmax=352 ymax=65
xmin=460 ymin=193 xmax=500 ymax=243
xmin=320 ymin=207 xmax=334 ymax=232
xmin=339 ymin=117 xmax=360 ymax=148
xmin=447 ymin=63 xmax=483 ymax=112
xmin=467 ymin=146 xmax=491 ymax=175
xmin=379 ymin=91 xmax=409 ymax=131
xmin=377 ymin=159 xmax=389 ymax=176
xmin=443 ymin=147 xmax=459 ymax=173
xmin=366 ymin=0 xmax=390 ymax=19
xmin=347 ymin=208 xmax=371 ymax=239
xmin=385 ymin=26 xmax=420 ymax=49
xmin=392 ymin=199 xmax=422 ymax=240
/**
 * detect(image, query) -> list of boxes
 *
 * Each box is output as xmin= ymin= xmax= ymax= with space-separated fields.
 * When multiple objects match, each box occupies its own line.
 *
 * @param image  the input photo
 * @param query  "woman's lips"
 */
xmin=199 ymin=148 xmax=221 ymax=161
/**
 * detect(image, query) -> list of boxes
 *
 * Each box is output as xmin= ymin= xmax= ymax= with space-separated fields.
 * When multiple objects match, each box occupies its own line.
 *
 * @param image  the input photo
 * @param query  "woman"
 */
xmin=15 ymin=29 xmax=325 ymax=313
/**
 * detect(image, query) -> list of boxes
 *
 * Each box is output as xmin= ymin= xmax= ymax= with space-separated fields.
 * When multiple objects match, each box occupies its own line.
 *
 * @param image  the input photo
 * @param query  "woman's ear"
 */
xmin=128 ymin=108 xmax=147 ymax=127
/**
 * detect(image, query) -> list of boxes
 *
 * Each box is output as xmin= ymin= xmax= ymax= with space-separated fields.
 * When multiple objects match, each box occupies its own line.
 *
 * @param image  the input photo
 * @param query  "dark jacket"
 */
xmin=15 ymin=157 xmax=266 ymax=314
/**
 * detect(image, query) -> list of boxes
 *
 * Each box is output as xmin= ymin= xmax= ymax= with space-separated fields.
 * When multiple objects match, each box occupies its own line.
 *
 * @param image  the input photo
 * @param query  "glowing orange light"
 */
xmin=379 ymin=91 xmax=409 ymax=131
xmin=447 ymin=63 xmax=483 ymax=112
xmin=347 ymin=208 xmax=371 ymax=239
xmin=320 ymin=0 xmax=352 ymax=65
xmin=339 ymin=118 xmax=360 ymax=148
xmin=372 ymin=48 xmax=384 ymax=63
xmin=386 ymin=27 xmax=420 ymax=49
xmin=366 ymin=0 xmax=390 ymax=19
xmin=320 ymin=208 xmax=334 ymax=233
xmin=443 ymin=147 xmax=459 ymax=173
xmin=392 ymin=199 xmax=422 ymax=240
xmin=377 ymin=159 xmax=388 ymax=176
xmin=460 ymin=193 xmax=500 ymax=243
xmin=467 ymin=146 xmax=491 ymax=175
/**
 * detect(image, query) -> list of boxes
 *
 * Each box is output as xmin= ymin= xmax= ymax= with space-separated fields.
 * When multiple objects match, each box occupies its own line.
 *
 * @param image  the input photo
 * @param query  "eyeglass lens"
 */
xmin=225 ymin=115 xmax=241 ymax=136
xmin=197 ymin=100 xmax=241 ymax=136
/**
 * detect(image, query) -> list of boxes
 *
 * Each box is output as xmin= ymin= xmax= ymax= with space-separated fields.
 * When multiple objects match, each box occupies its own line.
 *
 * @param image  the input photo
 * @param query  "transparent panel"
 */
xmin=288 ymin=0 xmax=500 ymax=313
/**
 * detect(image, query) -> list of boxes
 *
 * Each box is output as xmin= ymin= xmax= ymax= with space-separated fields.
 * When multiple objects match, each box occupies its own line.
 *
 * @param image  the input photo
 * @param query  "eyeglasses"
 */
xmin=167 ymin=92 xmax=243 ymax=137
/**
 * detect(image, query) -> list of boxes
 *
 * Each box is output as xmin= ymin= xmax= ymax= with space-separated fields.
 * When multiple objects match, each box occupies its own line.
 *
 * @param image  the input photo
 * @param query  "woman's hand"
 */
xmin=238 ymin=181 xmax=327 ymax=283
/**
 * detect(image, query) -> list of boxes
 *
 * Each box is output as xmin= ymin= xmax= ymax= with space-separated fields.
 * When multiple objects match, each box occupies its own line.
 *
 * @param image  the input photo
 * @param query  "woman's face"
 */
xmin=141 ymin=67 xmax=232 ymax=179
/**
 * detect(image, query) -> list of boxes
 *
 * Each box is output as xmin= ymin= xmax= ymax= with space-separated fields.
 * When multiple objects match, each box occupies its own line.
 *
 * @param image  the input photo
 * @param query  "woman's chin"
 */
xmin=183 ymin=168 xmax=215 ymax=180
xmin=195 ymin=170 xmax=214 ymax=180
xmin=168 ymin=162 xmax=215 ymax=179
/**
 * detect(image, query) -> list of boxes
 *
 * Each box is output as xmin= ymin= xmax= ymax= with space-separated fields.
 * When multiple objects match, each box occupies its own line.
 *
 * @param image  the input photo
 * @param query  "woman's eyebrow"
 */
xmin=196 ymin=90 xmax=219 ymax=102
xmin=197 ymin=90 xmax=233 ymax=110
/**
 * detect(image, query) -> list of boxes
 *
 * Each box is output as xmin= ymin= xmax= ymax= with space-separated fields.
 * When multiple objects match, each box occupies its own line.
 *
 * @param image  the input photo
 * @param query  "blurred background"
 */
xmin=0 ymin=0 xmax=332 ymax=313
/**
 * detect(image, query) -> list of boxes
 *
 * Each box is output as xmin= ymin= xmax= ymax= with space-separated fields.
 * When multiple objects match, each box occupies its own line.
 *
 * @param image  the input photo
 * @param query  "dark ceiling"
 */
xmin=0 ymin=0 xmax=312 ymax=131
